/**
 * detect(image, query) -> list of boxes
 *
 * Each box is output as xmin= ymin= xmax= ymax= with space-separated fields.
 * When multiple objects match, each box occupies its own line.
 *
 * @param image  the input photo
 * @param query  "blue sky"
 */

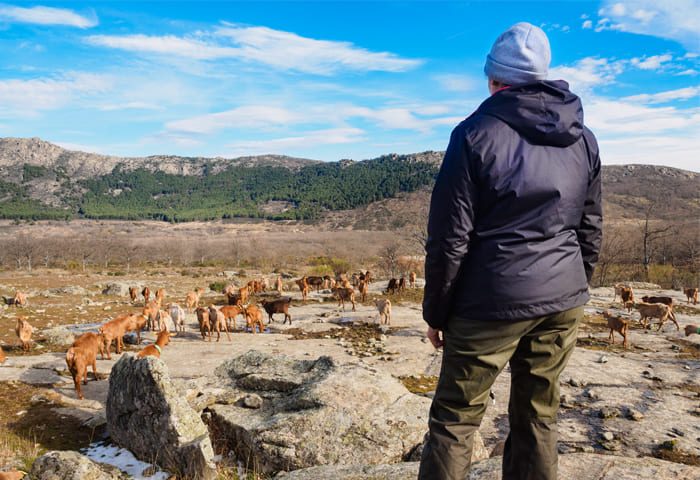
xmin=1 ymin=1 xmax=698 ymax=171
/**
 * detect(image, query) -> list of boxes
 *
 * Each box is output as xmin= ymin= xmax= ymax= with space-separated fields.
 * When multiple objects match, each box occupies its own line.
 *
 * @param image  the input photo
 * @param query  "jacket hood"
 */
xmin=479 ymin=80 xmax=583 ymax=147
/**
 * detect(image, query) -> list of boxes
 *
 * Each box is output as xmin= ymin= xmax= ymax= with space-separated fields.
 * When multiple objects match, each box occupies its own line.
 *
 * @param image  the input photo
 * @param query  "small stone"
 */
xmin=661 ymin=440 xmax=679 ymax=452
xmin=626 ymin=408 xmax=644 ymax=421
xmin=598 ymin=406 xmax=619 ymax=419
xmin=670 ymin=427 xmax=685 ymax=437
xmin=598 ymin=355 xmax=608 ymax=363
xmin=243 ymin=393 xmax=263 ymax=409
xmin=683 ymin=365 xmax=691 ymax=370
xmin=601 ymin=431 xmax=615 ymax=441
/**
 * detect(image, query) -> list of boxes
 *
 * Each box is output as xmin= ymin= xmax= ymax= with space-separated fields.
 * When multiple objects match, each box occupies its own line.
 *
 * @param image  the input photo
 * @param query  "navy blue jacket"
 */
xmin=423 ymin=80 xmax=602 ymax=328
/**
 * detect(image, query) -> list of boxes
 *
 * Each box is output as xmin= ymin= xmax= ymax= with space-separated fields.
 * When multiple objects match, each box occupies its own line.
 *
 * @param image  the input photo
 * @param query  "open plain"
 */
xmin=0 ymin=262 xmax=698 ymax=478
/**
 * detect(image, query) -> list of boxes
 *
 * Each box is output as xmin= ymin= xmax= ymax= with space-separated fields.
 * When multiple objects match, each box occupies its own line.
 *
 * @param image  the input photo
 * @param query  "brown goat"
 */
xmin=602 ymin=311 xmax=629 ymax=348
xmin=684 ymin=324 xmax=699 ymax=336
xmin=98 ymin=313 xmax=135 ymax=359
xmin=239 ymin=285 xmax=250 ymax=305
xmin=357 ymin=281 xmax=368 ymax=302
xmin=332 ymin=287 xmax=356 ymax=312
xmin=620 ymin=287 xmax=634 ymax=311
xmin=15 ymin=316 xmax=32 ymax=354
xmin=142 ymin=286 xmax=150 ymax=304
xmin=66 ymin=332 xmax=104 ymax=400
xmin=142 ymin=300 xmax=161 ymax=331
xmin=684 ymin=287 xmax=698 ymax=305
xmin=0 ymin=345 xmax=6 ymax=363
xmin=306 ymin=276 xmax=324 ymax=292
xmin=409 ymin=271 xmax=417 ymax=288
xmin=386 ymin=278 xmax=399 ymax=295
xmin=137 ymin=330 xmax=172 ymax=359
xmin=220 ymin=304 xmax=245 ymax=330
xmin=260 ymin=298 xmax=292 ymax=324
xmin=243 ymin=305 xmax=265 ymax=334
xmin=128 ymin=287 xmax=138 ymax=303
xmin=398 ymin=277 xmax=406 ymax=293
xmin=155 ymin=288 xmax=165 ymax=307
xmin=196 ymin=307 xmax=211 ymax=341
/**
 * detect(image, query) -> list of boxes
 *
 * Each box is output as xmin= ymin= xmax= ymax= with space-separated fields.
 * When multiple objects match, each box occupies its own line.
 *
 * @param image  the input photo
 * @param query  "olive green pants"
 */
xmin=418 ymin=306 xmax=582 ymax=480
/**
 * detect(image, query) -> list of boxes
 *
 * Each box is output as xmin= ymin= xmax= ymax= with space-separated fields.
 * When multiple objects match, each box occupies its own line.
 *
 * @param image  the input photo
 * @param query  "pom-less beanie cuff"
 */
xmin=484 ymin=22 xmax=551 ymax=85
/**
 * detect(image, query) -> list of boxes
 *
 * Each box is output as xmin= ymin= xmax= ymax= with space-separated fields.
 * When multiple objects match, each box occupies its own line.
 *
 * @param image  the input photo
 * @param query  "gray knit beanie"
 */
xmin=484 ymin=22 xmax=551 ymax=85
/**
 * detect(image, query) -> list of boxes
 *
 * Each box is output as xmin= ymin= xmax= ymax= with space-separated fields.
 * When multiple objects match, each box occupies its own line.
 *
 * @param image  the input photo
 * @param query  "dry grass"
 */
xmin=0 ymin=381 xmax=106 ymax=471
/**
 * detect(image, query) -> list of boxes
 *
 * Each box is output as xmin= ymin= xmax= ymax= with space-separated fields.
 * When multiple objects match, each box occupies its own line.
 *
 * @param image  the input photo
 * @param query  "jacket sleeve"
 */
xmin=577 ymin=128 xmax=603 ymax=283
xmin=422 ymin=125 xmax=478 ymax=329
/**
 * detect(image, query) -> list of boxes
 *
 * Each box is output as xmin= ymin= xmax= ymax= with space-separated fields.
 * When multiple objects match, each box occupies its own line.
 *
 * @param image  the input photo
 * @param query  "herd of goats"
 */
xmin=601 ymin=284 xmax=698 ymax=349
xmin=1 ymin=270 xmax=419 ymax=400
xmin=1 ymin=277 xmax=697 ymax=401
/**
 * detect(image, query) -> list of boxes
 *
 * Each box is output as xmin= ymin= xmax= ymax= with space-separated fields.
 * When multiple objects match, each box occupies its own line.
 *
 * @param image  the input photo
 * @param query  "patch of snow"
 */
xmin=82 ymin=441 xmax=169 ymax=480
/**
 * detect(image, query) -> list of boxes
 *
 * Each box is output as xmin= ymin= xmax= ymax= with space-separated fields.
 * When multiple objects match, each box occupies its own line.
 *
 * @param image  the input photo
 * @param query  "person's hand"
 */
xmin=427 ymin=326 xmax=444 ymax=349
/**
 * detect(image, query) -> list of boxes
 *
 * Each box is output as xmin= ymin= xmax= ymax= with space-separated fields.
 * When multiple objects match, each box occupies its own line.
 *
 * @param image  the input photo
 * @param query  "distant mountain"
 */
xmin=0 ymin=137 xmax=696 ymax=225
xmin=0 ymin=137 xmax=442 ymax=222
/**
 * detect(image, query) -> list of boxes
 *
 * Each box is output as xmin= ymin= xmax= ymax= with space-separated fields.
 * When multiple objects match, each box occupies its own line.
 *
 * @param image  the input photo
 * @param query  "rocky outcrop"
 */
xmin=105 ymin=354 xmax=217 ymax=480
xmin=101 ymin=282 xmax=131 ymax=297
xmin=26 ymin=450 xmax=121 ymax=480
xmin=202 ymin=350 xmax=487 ymax=475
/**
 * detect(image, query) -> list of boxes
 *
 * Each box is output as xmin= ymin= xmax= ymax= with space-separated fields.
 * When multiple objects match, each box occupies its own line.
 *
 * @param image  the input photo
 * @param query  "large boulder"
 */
xmin=26 ymin=450 xmax=121 ymax=480
xmin=106 ymin=354 xmax=217 ymax=480
xmin=101 ymin=282 xmax=131 ymax=297
xmin=42 ymin=327 xmax=75 ymax=347
xmin=204 ymin=350 xmax=486 ymax=475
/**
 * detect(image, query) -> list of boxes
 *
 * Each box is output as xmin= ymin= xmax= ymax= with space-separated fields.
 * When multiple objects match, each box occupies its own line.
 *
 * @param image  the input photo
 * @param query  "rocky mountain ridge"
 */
xmin=0 ymin=136 xmax=697 ymax=224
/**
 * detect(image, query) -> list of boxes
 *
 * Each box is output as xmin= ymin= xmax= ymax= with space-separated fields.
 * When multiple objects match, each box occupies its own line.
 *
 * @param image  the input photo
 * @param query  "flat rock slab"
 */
xmin=274 ymin=454 xmax=700 ymax=480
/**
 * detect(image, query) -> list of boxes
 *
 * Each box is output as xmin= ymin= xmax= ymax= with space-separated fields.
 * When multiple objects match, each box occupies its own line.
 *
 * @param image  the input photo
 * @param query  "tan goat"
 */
xmin=627 ymin=302 xmax=680 ymax=331
xmin=185 ymin=289 xmax=200 ymax=313
xmin=602 ymin=311 xmax=629 ymax=348
xmin=684 ymin=287 xmax=698 ymax=305
xmin=0 ymin=345 xmax=6 ymax=363
xmin=207 ymin=305 xmax=231 ymax=342
xmin=375 ymin=298 xmax=392 ymax=325
xmin=15 ymin=316 xmax=32 ymax=354
xmin=409 ymin=271 xmax=417 ymax=288
xmin=13 ymin=291 xmax=28 ymax=307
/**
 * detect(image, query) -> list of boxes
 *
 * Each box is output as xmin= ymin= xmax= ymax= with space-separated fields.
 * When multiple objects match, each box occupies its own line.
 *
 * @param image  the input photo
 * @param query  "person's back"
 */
xmin=419 ymin=22 xmax=602 ymax=480
xmin=423 ymin=80 xmax=599 ymax=323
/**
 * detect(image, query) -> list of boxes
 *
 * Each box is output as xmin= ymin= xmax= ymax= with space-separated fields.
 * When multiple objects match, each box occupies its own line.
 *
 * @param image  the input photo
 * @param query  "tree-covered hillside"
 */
xmin=1 ymin=154 xmax=439 ymax=222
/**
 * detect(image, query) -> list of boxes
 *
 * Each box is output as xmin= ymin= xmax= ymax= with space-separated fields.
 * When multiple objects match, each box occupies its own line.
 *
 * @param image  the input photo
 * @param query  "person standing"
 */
xmin=418 ymin=22 xmax=602 ymax=480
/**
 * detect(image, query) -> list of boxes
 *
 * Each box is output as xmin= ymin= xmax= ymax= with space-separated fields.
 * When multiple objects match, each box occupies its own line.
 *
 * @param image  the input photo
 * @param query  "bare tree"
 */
xmin=380 ymin=244 xmax=402 ymax=278
xmin=638 ymin=204 xmax=676 ymax=280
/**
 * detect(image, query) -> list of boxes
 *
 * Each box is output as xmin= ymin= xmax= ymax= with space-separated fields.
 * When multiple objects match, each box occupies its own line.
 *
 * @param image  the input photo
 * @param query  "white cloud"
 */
xmin=100 ymin=102 xmax=165 ymax=111
xmin=549 ymin=57 xmax=623 ymax=94
xmin=676 ymin=69 xmax=698 ymax=76
xmin=582 ymin=20 xmax=593 ymax=29
xmin=597 ymin=1 xmax=700 ymax=50
xmin=435 ymin=74 xmax=480 ymax=92
xmin=86 ymin=24 xmax=423 ymax=75
xmin=0 ymin=73 xmax=111 ymax=111
xmin=164 ymin=106 xmax=305 ymax=135
xmin=621 ymin=86 xmax=700 ymax=104
xmin=631 ymin=54 xmax=673 ymax=70
xmin=0 ymin=4 xmax=96 ymax=28
xmin=224 ymin=127 xmax=366 ymax=156
xmin=586 ymin=97 xmax=699 ymax=136
xmin=85 ymin=34 xmax=236 ymax=60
